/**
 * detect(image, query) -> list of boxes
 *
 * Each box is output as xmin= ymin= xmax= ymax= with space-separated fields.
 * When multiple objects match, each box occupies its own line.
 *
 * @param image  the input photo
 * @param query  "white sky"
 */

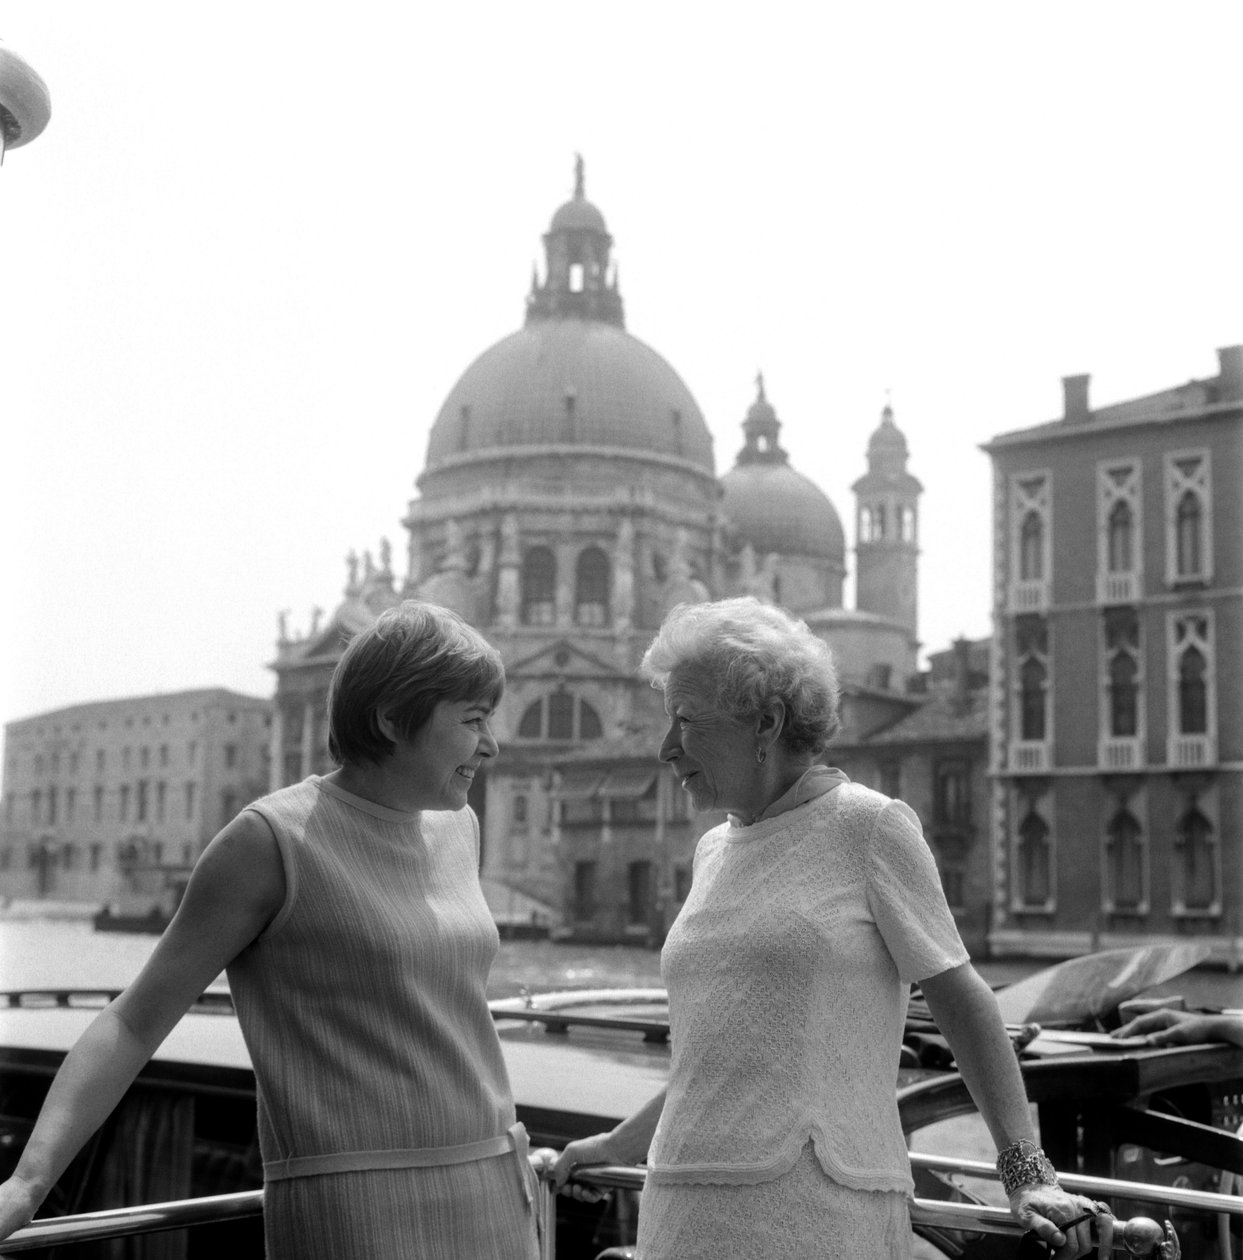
xmin=1 ymin=3 xmax=1240 ymax=736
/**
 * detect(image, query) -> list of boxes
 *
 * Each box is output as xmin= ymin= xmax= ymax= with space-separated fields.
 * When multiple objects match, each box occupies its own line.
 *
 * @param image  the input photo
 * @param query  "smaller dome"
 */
xmin=720 ymin=462 xmax=846 ymax=563
xmin=550 ymin=197 xmax=608 ymax=233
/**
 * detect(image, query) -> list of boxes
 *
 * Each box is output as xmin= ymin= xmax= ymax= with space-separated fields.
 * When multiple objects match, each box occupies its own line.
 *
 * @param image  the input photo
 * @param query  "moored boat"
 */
xmin=0 ymin=951 xmax=1240 ymax=1257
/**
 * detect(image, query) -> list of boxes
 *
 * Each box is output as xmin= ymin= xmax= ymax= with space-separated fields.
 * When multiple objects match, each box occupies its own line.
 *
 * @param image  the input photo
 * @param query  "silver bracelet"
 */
xmin=997 ymin=1138 xmax=1060 ymax=1196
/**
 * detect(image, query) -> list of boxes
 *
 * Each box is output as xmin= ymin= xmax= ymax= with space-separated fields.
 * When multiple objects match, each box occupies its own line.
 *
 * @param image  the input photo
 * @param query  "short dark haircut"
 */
xmin=327 ymin=601 xmax=504 ymax=767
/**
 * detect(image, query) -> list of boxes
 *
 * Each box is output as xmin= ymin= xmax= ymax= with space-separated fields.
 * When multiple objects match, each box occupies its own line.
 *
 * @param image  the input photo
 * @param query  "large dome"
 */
xmin=720 ymin=460 xmax=846 ymax=561
xmin=425 ymin=319 xmax=714 ymax=471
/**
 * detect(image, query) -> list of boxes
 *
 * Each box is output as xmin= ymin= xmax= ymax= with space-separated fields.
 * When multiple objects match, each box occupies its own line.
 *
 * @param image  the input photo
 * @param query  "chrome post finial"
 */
xmin=0 ymin=41 xmax=51 ymax=165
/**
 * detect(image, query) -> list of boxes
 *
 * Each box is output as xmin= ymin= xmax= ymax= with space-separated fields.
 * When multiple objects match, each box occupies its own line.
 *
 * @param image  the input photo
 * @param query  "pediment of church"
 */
xmin=504 ymin=638 xmax=631 ymax=683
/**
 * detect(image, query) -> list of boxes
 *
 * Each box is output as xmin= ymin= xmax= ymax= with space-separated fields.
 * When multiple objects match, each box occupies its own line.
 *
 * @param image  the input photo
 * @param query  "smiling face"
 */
xmin=386 ymin=696 xmax=498 ymax=811
xmin=658 ymin=667 xmax=764 ymax=818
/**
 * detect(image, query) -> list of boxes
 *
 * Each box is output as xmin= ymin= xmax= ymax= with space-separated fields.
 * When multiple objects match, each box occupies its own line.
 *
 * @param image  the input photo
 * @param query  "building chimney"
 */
xmin=1217 ymin=345 xmax=1243 ymax=401
xmin=1062 ymin=374 xmax=1091 ymax=423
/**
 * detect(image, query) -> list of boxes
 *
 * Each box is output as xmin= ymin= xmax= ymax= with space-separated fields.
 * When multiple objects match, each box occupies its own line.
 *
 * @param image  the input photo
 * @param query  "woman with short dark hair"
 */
xmin=0 ymin=601 xmax=539 ymax=1260
xmin=555 ymin=597 xmax=1111 ymax=1260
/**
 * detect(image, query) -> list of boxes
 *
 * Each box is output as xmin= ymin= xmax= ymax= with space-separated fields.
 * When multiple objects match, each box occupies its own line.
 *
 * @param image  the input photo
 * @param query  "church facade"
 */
xmin=270 ymin=162 xmax=924 ymax=942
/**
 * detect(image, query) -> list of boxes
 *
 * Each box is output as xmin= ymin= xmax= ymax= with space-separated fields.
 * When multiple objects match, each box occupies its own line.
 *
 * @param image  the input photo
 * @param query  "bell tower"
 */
xmin=852 ymin=401 xmax=922 ymax=640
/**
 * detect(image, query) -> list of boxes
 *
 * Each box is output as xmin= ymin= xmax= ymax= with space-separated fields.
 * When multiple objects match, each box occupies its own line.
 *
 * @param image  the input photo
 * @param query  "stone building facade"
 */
xmin=0 ymin=689 xmax=271 ymax=915
xmin=831 ymin=639 xmax=991 ymax=954
xmin=984 ymin=348 xmax=1243 ymax=963
xmin=269 ymin=161 xmax=928 ymax=942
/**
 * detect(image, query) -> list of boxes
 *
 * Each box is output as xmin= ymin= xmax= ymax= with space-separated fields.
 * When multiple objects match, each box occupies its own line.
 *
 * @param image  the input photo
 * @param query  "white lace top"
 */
xmin=647 ymin=779 xmax=968 ymax=1194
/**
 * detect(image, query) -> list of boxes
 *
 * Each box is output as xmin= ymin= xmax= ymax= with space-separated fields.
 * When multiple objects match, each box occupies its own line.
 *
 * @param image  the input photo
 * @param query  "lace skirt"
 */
xmin=635 ymin=1141 xmax=911 ymax=1260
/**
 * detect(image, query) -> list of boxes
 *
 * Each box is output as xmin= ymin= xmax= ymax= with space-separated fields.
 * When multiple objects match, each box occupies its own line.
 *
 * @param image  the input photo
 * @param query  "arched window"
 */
xmin=513 ymin=692 xmax=604 ymax=742
xmin=1019 ymin=512 xmax=1044 ymax=581
xmin=1105 ymin=805 xmax=1144 ymax=911
xmin=1107 ymin=500 xmax=1133 ymax=573
xmin=900 ymin=506 xmax=917 ymax=543
xmin=1175 ymin=804 xmax=1216 ymax=911
xmin=1019 ymin=657 xmax=1046 ymax=741
xmin=1175 ymin=491 xmax=1202 ymax=578
xmin=1017 ymin=805 xmax=1051 ymax=908
xmin=575 ymin=547 xmax=611 ymax=627
xmin=1014 ymin=616 xmax=1048 ymax=744
xmin=1178 ymin=646 xmax=1208 ymax=735
xmin=521 ymin=547 xmax=556 ymax=626
xmin=1103 ymin=607 xmax=1140 ymax=739
xmin=1108 ymin=650 xmax=1138 ymax=737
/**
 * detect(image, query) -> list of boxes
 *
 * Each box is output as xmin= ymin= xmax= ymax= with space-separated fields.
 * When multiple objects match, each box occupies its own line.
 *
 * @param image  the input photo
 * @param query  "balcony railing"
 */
xmin=1010 ymin=739 xmax=1050 ymax=773
xmin=0 ymin=1150 xmax=1212 ymax=1256
xmin=1008 ymin=582 xmax=1049 ymax=614
xmin=1099 ymin=736 xmax=1143 ymax=771
xmin=1167 ymin=733 xmax=1216 ymax=769
xmin=1096 ymin=572 xmax=1140 ymax=605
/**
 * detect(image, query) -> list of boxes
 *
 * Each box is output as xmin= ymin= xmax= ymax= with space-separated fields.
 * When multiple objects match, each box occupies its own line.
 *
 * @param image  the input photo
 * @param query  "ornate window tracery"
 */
xmin=1012 ymin=785 xmax=1053 ymax=912
xmin=1103 ymin=791 xmax=1146 ymax=914
xmin=1011 ymin=615 xmax=1050 ymax=771
xmin=1009 ymin=473 xmax=1051 ymax=612
xmin=1172 ymin=788 xmax=1220 ymax=916
xmin=1167 ymin=611 xmax=1216 ymax=767
xmin=1165 ymin=450 xmax=1212 ymax=584
xmin=1096 ymin=460 xmax=1142 ymax=603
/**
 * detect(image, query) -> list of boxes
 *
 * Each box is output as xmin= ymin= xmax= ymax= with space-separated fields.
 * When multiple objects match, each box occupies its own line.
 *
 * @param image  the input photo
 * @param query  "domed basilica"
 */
xmin=271 ymin=159 xmax=924 ymax=941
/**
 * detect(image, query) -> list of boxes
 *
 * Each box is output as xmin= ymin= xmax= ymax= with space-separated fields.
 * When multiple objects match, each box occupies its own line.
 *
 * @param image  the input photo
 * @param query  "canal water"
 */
xmin=3 ymin=918 xmax=1242 ymax=1008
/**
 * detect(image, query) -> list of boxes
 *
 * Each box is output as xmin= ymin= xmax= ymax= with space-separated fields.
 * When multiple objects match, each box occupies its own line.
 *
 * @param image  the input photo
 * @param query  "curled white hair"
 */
xmin=641 ymin=597 xmax=840 ymax=755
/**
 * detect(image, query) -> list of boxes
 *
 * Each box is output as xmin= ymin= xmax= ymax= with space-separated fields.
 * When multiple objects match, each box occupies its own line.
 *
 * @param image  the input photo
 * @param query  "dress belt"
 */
xmin=264 ymin=1119 xmax=532 ymax=1190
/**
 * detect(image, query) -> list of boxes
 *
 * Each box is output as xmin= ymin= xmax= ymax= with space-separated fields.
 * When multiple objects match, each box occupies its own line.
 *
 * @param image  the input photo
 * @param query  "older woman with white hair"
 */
xmin=555 ymin=597 xmax=1111 ymax=1260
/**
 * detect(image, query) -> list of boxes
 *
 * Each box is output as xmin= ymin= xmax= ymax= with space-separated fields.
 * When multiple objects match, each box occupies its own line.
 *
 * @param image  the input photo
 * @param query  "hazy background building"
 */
xmin=0 ymin=690 xmax=270 ymax=917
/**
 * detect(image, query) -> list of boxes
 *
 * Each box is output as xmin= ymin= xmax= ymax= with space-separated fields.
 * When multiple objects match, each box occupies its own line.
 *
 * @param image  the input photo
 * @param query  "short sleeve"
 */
xmin=864 ymin=799 xmax=969 ymax=984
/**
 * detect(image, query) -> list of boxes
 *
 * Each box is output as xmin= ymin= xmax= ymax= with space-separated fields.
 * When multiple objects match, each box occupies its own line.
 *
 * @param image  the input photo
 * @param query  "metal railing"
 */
xmin=0 ymin=1151 xmax=1219 ymax=1256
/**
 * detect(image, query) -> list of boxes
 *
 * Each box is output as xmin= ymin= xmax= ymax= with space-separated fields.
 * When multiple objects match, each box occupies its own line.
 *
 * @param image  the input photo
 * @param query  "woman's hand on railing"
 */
xmin=0 ymin=1177 xmax=40 ymax=1245
xmin=550 ymin=1132 xmax=628 ymax=1202
xmin=1009 ymin=1185 xmax=1114 ymax=1259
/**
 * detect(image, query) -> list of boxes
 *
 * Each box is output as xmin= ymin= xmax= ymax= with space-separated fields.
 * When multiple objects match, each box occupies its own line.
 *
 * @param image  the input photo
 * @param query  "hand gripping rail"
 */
xmin=0 ymin=1150 xmax=1202 ymax=1257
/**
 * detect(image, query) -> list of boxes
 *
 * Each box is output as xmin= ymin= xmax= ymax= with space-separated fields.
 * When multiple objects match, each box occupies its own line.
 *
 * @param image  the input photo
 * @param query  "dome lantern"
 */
xmin=526 ymin=154 xmax=624 ymax=327
xmin=737 ymin=371 xmax=787 ymax=465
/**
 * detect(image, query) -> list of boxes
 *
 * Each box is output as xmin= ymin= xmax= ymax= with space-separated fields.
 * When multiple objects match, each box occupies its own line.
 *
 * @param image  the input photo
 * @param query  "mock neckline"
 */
xmin=311 ymin=774 xmax=424 ymax=824
xmin=725 ymin=767 xmax=848 ymax=841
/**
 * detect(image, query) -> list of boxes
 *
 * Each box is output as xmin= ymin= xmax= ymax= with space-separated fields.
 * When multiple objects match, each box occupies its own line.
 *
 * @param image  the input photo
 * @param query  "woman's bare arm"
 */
xmin=0 ymin=811 xmax=284 ymax=1237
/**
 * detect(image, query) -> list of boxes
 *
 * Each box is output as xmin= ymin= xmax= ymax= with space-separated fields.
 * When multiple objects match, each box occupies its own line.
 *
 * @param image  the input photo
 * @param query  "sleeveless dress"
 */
xmin=226 ymin=776 xmax=538 ymax=1260
xmin=636 ymin=774 xmax=968 ymax=1260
